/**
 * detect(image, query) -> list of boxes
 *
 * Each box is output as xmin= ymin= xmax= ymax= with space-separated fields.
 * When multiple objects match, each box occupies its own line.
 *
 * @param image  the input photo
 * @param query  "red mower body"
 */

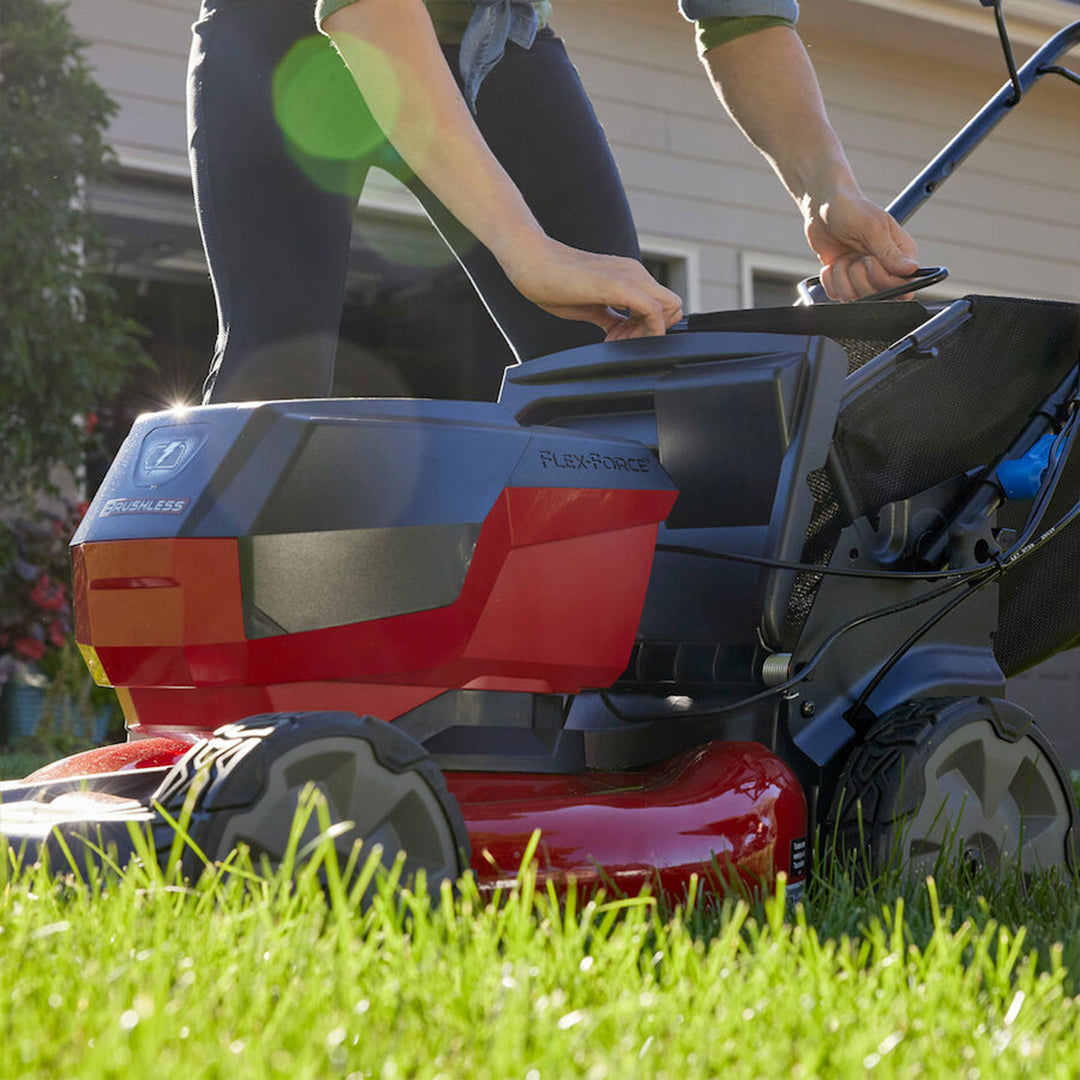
xmin=18 ymin=397 xmax=808 ymax=899
xmin=71 ymin=485 xmax=674 ymax=731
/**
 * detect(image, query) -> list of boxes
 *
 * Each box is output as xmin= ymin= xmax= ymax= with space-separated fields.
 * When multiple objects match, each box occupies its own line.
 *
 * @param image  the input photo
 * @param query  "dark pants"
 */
xmin=188 ymin=0 xmax=640 ymax=403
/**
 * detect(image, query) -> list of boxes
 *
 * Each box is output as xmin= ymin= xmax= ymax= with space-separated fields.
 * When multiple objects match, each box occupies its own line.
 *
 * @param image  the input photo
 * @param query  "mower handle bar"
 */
xmin=888 ymin=19 xmax=1080 ymax=224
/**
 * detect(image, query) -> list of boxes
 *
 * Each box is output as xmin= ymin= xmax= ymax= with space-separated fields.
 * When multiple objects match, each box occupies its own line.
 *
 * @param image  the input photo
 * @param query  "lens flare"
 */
xmin=272 ymin=35 xmax=404 ymax=195
xmin=272 ymin=35 xmax=457 ymax=269
xmin=273 ymin=35 xmax=391 ymax=161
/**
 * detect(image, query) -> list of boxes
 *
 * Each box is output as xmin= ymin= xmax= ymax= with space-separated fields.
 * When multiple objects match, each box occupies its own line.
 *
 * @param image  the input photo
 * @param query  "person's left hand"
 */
xmin=805 ymin=189 xmax=919 ymax=301
xmin=500 ymin=233 xmax=685 ymax=340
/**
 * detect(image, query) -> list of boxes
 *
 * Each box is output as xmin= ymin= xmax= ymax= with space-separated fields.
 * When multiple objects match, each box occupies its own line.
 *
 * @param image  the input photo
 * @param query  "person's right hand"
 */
xmin=500 ymin=233 xmax=684 ymax=341
xmin=804 ymin=187 xmax=919 ymax=301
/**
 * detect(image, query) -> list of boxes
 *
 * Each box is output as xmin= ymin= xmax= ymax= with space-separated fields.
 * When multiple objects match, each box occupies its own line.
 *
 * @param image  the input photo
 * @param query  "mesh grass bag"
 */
xmin=830 ymin=296 xmax=1079 ymax=675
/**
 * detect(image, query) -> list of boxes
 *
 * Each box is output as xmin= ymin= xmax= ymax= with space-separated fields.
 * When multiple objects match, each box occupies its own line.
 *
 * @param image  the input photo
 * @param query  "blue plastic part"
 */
xmin=995 ymin=432 xmax=1056 ymax=499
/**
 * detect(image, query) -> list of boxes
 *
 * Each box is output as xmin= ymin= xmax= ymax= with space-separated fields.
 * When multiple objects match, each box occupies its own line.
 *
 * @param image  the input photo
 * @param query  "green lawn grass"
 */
xmin=1 ymin=799 xmax=1078 ymax=1080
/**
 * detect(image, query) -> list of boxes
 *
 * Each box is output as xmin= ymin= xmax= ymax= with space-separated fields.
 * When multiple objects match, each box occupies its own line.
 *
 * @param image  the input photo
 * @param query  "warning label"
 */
xmin=790 ymin=836 xmax=808 ymax=877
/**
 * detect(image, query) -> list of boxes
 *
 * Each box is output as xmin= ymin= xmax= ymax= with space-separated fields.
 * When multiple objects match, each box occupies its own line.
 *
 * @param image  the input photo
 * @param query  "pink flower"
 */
xmin=30 ymin=575 xmax=67 ymax=613
xmin=14 ymin=637 xmax=47 ymax=661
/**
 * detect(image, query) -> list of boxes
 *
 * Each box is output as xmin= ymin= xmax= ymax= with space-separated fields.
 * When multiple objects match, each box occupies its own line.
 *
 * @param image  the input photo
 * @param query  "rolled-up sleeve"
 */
xmin=679 ymin=1 xmax=798 ymax=56
xmin=679 ymin=0 xmax=798 ymax=19
xmin=316 ymin=0 xmax=356 ymax=30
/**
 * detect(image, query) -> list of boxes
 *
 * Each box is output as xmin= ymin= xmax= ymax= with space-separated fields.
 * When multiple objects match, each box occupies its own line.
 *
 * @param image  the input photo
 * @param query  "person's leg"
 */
xmin=398 ymin=30 xmax=642 ymax=363
xmin=189 ymin=0 xmax=371 ymax=402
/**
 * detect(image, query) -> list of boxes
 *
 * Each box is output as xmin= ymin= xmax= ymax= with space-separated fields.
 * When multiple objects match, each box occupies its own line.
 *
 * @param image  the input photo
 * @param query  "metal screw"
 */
xmin=800 ymin=700 xmax=816 ymax=718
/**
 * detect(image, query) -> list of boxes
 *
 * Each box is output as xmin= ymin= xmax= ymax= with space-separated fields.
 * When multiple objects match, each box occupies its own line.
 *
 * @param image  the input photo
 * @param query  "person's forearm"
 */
xmin=324 ymin=0 xmax=683 ymax=336
xmin=702 ymin=24 xmax=917 ymax=299
xmin=700 ymin=26 xmax=860 ymax=216
xmin=323 ymin=0 xmax=544 ymax=268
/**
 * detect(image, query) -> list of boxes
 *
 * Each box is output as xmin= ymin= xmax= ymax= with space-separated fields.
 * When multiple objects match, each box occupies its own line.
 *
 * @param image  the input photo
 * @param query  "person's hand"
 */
xmin=499 ymin=233 xmax=684 ymax=341
xmin=804 ymin=188 xmax=919 ymax=301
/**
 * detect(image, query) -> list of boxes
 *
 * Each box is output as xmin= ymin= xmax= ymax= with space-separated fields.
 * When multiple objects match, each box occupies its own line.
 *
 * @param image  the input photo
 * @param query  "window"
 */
xmin=640 ymin=235 xmax=700 ymax=314
xmin=740 ymin=253 xmax=818 ymax=309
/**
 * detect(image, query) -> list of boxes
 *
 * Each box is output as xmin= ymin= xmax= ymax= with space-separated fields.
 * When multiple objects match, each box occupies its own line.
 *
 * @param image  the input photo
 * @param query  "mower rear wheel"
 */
xmin=829 ymin=697 xmax=1076 ymax=878
xmin=152 ymin=712 xmax=470 ymax=890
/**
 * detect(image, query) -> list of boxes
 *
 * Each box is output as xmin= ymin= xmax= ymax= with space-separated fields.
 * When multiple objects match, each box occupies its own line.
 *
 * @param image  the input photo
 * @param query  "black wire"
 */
xmin=846 ymin=572 xmax=1000 ymax=726
xmin=1014 ymin=406 xmax=1079 ymax=547
xmin=842 ymin=421 xmax=1079 ymax=727
xmin=991 ymin=0 xmax=1023 ymax=105
xmin=610 ymin=379 xmax=1079 ymax=728
xmin=1000 ymin=492 xmax=1080 ymax=570
xmin=841 ymin=440 xmax=1080 ymax=727
xmin=602 ymin=487 xmax=1080 ymax=728
xmin=599 ymin=572 xmax=985 ymax=723
xmin=611 ymin=421 xmax=1080 ymax=727
xmin=1039 ymin=64 xmax=1080 ymax=89
xmin=654 ymin=389 xmax=1079 ymax=585
xmin=654 ymin=543 xmax=978 ymax=582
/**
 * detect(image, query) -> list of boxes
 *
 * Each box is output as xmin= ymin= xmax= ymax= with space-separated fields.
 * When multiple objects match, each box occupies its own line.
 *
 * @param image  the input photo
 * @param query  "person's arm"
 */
xmin=322 ymin=0 xmax=682 ymax=337
xmin=700 ymin=26 xmax=918 ymax=300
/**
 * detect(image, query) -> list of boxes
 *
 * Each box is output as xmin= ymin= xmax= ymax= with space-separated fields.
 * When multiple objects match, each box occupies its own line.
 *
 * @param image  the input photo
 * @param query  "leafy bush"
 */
xmin=0 ymin=0 xmax=140 ymax=746
xmin=0 ymin=0 xmax=145 ymax=507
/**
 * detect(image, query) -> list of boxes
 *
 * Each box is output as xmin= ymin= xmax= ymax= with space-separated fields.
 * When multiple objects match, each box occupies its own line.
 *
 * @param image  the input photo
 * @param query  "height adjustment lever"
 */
xmin=995 ymin=433 xmax=1057 ymax=500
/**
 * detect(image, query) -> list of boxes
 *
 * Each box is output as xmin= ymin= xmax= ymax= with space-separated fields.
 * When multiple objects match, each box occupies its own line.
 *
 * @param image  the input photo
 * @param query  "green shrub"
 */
xmin=0 ymin=0 xmax=145 ymax=508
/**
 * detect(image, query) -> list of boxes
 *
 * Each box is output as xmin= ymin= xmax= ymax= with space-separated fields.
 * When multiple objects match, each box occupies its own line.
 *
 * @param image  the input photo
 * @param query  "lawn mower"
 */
xmin=2 ymin=3 xmax=1078 ymax=899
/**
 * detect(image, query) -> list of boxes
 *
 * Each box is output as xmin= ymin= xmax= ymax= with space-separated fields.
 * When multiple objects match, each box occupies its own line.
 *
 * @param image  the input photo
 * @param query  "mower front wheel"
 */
xmin=829 ymin=697 xmax=1077 ymax=879
xmin=151 ymin=712 xmax=470 ymax=890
